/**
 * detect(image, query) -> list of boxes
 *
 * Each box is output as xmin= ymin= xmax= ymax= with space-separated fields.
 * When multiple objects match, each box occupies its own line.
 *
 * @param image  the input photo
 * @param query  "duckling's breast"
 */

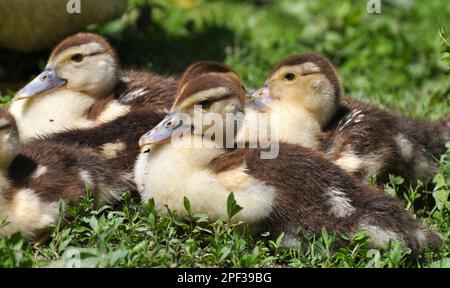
xmin=134 ymin=142 xmax=275 ymax=224
xmin=9 ymin=90 xmax=96 ymax=141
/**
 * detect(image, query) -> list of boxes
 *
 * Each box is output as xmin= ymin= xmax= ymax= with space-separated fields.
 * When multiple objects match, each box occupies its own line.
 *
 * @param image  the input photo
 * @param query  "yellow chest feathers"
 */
xmin=9 ymin=90 xmax=96 ymax=140
xmin=9 ymin=91 xmax=130 ymax=141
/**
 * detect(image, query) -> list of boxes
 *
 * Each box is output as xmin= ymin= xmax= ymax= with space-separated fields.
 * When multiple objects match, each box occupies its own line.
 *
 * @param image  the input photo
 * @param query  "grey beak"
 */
xmin=248 ymin=87 xmax=273 ymax=112
xmin=139 ymin=112 xmax=187 ymax=148
xmin=15 ymin=67 xmax=66 ymax=100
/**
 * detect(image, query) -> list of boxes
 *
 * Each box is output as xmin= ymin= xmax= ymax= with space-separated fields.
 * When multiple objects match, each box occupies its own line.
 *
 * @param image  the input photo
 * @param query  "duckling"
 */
xmin=40 ymin=61 xmax=260 ymax=173
xmin=135 ymin=68 xmax=442 ymax=253
xmin=0 ymin=108 xmax=134 ymax=241
xmin=255 ymin=52 xmax=450 ymax=183
xmin=10 ymin=33 xmax=178 ymax=141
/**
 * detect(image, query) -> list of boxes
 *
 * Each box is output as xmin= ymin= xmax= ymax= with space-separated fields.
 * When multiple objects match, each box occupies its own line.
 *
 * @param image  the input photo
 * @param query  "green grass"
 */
xmin=0 ymin=0 xmax=449 ymax=268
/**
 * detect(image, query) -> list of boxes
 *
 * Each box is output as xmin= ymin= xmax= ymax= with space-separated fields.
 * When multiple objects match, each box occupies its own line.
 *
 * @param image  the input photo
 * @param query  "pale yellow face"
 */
xmin=266 ymin=62 xmax=337 ymax=126
xmin=47 ymin=42 xmax=119 ymax=97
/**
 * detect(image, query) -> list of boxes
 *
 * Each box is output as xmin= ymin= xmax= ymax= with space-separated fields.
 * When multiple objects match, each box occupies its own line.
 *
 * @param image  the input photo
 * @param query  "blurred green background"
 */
xmin=1 ymin=0 xmax=449 ymax=118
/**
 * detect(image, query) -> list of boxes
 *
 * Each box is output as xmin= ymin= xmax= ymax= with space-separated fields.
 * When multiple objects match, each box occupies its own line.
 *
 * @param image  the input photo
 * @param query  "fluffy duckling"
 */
xmin=135 ymin=68 xmax=442 ymax=253
xmin=0 ymin=108 xmax=134 ymax=241
xmin=40 ymin=62 xmax=247 ymax=173
xmin=255 ymin=52 xmax=450 ymax=183
xmin=10 ymin=33 xmax=178 ymax=141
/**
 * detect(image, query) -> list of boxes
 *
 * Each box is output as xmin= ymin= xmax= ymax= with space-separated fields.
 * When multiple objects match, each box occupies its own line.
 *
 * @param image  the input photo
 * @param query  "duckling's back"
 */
xmin=322 ymin=99 xmax=445 ymax=183
xmin=44 ymin=109 xmax=166 ymax=172
xmin=209 ymin=143 xmax=442 ymax=253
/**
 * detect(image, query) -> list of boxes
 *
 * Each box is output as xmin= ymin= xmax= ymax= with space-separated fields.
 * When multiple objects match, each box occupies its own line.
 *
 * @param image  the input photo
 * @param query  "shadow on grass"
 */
xmin=110 ymin=22 xmax=235 ymax=76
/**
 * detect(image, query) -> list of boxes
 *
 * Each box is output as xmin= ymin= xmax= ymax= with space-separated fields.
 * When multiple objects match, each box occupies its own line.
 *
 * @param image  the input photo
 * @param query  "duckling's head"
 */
xmin=139 ymin=70 xmax=254 ymax=148
xmin=16 ymin=33 xmax=120 ymax=100
xmin=177 ymin=61 xmax=267 ymax=112
xmin=0 ymin=109 xmax=19 ymax=168
xmin=261 ymin=52 xmax=342 ymax=127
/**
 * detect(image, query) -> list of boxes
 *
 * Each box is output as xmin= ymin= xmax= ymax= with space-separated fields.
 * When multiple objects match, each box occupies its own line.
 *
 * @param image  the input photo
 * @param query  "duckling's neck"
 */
xmin=134 ymin=136 xmax=225 ymax=204
xmin=9 ymin=90 xmax=97 ymax=141
xmin=235 ymin=107 xmax=275 ymax=147
xmin=265 ymin=100 xmax=322 ymax=149
xmin=309 ymin=105 xmax=337 ymax=129
xmin=153 ymin=136 xmax=226 ymax=167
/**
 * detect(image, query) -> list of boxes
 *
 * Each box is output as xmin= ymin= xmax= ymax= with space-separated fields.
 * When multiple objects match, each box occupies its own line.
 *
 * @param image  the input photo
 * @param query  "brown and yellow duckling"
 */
xmin=0 ymin=108 xmax=134 ymax=241
xmin=10 ymin=33 xmax=178 ymax=141
xmin=254 ymin=52 xmax=450 ymax=183
xmin=135 ymin=66 xmax=442 ymax=253
xmin=40 ymin=61 xmax=249 ymax=173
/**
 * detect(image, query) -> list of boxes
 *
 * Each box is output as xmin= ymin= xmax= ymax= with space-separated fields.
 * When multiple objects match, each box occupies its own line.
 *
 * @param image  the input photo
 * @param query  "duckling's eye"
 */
xmin=71 ymin=54 xmax=84 ymax=63
xmin=284 ymin=73 xmax=296 ymax=81
xmin=198 ymin=99 xmax=212 ymax=108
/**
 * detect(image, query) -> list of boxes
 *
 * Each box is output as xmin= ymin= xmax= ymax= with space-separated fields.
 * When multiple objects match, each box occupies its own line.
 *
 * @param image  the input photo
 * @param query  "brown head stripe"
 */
xmin=174 ymin=73 xmax=246 ymax=107
xmin=271 ymin=52 xmax=342 ymax=100
xmin=50 ymin=33 xmax=119 ymax=63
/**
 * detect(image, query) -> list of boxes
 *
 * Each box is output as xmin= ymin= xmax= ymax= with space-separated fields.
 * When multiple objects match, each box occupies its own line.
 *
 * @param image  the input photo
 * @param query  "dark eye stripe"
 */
xmin=70 ymin=51 xmax=103 ymax=62
xmin=301 ymin=71 xmax=320 ymax=76
xmin=87 ymin=51 xmax=103 ymax=57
